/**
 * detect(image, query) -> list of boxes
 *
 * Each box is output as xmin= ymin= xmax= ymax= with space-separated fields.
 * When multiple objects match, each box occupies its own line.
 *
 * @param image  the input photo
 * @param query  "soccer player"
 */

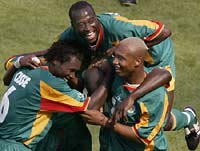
xmin=81 ymin=37 xmax=200 ymax=151
xmin=10 ymin=0 xmax=174 ymax=129
xmin=0 ymin=41 xmax=113 ymax=151
xmin=64 ymin=3 xmax=200 ymax=149
xmin=2 ymin=1 xmax=176 ymax=150
xmin=61 ymin=0 xmax=176 ymax=130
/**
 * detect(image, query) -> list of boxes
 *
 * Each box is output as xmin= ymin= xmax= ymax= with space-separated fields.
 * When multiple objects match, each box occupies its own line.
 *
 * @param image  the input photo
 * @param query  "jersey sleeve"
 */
xmin=39 ymin=75 xmax=90 ymax=113
xmin=4 ymin=56 xmax=17 ymax=70
xmin=144 ymin=65 xmax=174 ymax=92
xmin=131 ymin=89 xmax=168 ymax=145
xmin=107 ymin=13 xmax=164 ymax=41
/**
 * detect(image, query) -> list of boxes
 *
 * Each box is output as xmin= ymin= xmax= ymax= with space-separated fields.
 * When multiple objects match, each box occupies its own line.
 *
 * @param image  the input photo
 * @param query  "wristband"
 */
xmin=13 ymin=56 xmax=24 ymax=68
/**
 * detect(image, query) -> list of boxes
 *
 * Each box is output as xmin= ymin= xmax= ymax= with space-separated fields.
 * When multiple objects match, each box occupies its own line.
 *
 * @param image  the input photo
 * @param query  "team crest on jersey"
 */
xmin=111 ymin=93 xmax=136 ymax=114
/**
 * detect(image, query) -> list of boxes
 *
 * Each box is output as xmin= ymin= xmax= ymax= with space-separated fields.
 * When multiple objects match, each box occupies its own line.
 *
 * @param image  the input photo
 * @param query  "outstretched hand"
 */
xmin=112 ymin=94 xmax=135 ymax=124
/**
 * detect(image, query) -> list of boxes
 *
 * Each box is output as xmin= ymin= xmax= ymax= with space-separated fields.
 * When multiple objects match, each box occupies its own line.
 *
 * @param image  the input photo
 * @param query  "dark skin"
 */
xmin=4 ymin=3 xmax=173 ymax=129
xmin=3 ymin=55 xmax=41 ymax=85
xmin=70 ymin=7 xmax=99 ymax=45
xmin=81 ymin=109 xmax=141 ymax=143
xmin=144 ymin=27 xmax=171 ymax=48
xmin=3 ymin=54 xmax=113 ymax=111
xmin=70 ymin=7 xmax=174 ymax=129
xmin=82 ymin=37 xmax=165 ymax=143
xmin=112 ymin=68 xmax=172 ymax=123
xmin=70 ymin=6 xmax=171 ymax=49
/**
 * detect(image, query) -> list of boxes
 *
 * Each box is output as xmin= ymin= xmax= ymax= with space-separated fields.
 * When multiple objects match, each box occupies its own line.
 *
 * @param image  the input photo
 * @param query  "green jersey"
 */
xmin=59 ymin=13 xmax=175 ymax=91
xmin=4 ymin=13 xmax=175 ymax=91
xmin=0 ymin=67 xmax=90 ymax=149
xmin=100 ymin=75 xmax=169 ymax=151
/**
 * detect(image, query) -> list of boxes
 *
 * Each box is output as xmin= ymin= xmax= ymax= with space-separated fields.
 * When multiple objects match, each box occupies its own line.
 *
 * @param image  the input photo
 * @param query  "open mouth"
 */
xmin=114 ymin=66 xmax=121 ymax=73
xmin=85 ymin=31 xmax=97 ymax=43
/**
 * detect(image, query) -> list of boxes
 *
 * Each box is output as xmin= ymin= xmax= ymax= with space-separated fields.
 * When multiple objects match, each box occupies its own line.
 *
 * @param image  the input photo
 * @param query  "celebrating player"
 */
xmin=81 ymin=37 xmax=200 ymax=151
xmin=0 ymin=41 xmax=113 ymax=151
xmin=3 ymin=1 xmax=182 ymax=150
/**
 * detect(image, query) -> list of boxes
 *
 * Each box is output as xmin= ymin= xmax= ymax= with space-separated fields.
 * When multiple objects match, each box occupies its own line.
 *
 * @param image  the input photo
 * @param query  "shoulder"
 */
xmin=97 ymin=13 xmax=121 ymax=26
xmin=59 ymin=26 xmax=77 ymax=41
xmin=140 ymin=86 xmax=167 ymax=103
xmin=38 ymin=69 xmax=73 ymax=94
xmin=98 ymin=13 xmax=131 ymax=37
xmin=98 ymin=12 xmax=121 ymax=18
xmin=31 ymin=67 xmax=66 ymax=85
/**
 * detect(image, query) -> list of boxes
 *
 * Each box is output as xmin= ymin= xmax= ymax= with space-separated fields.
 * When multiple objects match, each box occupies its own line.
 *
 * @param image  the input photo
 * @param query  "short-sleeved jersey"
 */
xmin=0 ymin=67 xmax=90 ymax=148
xmin=4 ymin=13 xmax=175 ymax=91
xmin=59 ymin=13 xmax=175 ymax=91
xmin=101 ymin=75 xmax=169 ymax=151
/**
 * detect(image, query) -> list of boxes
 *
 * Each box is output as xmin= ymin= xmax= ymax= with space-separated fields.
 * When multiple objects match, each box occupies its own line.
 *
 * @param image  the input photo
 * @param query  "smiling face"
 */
xmin=44 ymin=40 xmax=83 ymax=82
xmin=71 ymin=7 xmax=99 ymax=45
xmin=112 ymin=45 xmax=137 ymax=79
xmin=112 ymin=37 xmax=149 ymax=83
xmin=49 ymin=55 xmax=81 ymax=81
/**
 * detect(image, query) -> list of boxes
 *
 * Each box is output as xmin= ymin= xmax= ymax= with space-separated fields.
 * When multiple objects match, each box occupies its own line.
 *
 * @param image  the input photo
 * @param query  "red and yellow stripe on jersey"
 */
xmin=40 ymin=80 xmax=90 ymax=112
xmin=114 ymin=15 xmax=164 ymax=42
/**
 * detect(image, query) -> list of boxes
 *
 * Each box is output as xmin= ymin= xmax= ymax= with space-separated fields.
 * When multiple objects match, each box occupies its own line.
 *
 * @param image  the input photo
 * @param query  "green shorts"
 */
xmin=53 ymin=113 xmax=92 ymax=151
xmin=35 ymin=113 xmax=92 ymax=151
xmin=0 ymin=139 xmax=31 ymax=151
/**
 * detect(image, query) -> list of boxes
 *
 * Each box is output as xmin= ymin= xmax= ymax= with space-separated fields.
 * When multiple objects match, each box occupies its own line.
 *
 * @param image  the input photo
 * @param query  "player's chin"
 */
xmin=115 ymin=70 xmax=123 ymax=76
xmin=87 ymin=37 xmax=97 ymax=44
xmin=85 ymin=34 xmax=98 ymax=44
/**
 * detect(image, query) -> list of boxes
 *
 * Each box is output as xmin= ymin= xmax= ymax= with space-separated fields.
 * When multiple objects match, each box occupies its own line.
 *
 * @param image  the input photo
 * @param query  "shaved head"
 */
xmin=112 ymin=37 xmax=148 ymax=83
xmin=119 ymin=37 xmax=148 ymax=60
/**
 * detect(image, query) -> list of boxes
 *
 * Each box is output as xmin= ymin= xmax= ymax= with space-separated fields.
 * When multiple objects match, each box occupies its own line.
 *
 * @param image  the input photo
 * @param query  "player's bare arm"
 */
xmin=144 ymin=27 xmax=171 ymax=48
xmin=3 ymin=55 xmax=41 ymax=86
xmin=87 ymin=60 xmax=114 ymax=110
xmin=14 ymin=49 xmax=48 ymax=57
xmin=81 ymin=110 xmax=141 ymax=143
xmin=112 ymin=68 xmax=172 ymax=123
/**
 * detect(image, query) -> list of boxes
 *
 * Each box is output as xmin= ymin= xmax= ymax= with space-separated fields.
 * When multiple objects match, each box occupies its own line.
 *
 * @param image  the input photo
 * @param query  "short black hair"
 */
xmin=44 ymin=40 xmax=82 ymax=63
xmin=69 ymin=1 xmax=95 ymax=20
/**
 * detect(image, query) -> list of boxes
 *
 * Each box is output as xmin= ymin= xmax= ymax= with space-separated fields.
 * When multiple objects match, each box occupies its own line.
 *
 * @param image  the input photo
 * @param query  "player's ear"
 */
xmin=135 ymin=57 xmax=142 ymax=67
xmin=51 ymin=60 xmax=59 ymax=66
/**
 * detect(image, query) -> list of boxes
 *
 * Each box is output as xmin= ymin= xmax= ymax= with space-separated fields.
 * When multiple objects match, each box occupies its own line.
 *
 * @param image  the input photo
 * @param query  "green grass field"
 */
xmin=0 ymin=0 xmax=200 ymax=150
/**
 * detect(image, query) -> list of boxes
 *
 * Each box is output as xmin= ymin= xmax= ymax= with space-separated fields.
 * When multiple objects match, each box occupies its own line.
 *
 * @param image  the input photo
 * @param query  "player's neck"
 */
xmin=125 ymin=70 xmax=146 ymax=85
